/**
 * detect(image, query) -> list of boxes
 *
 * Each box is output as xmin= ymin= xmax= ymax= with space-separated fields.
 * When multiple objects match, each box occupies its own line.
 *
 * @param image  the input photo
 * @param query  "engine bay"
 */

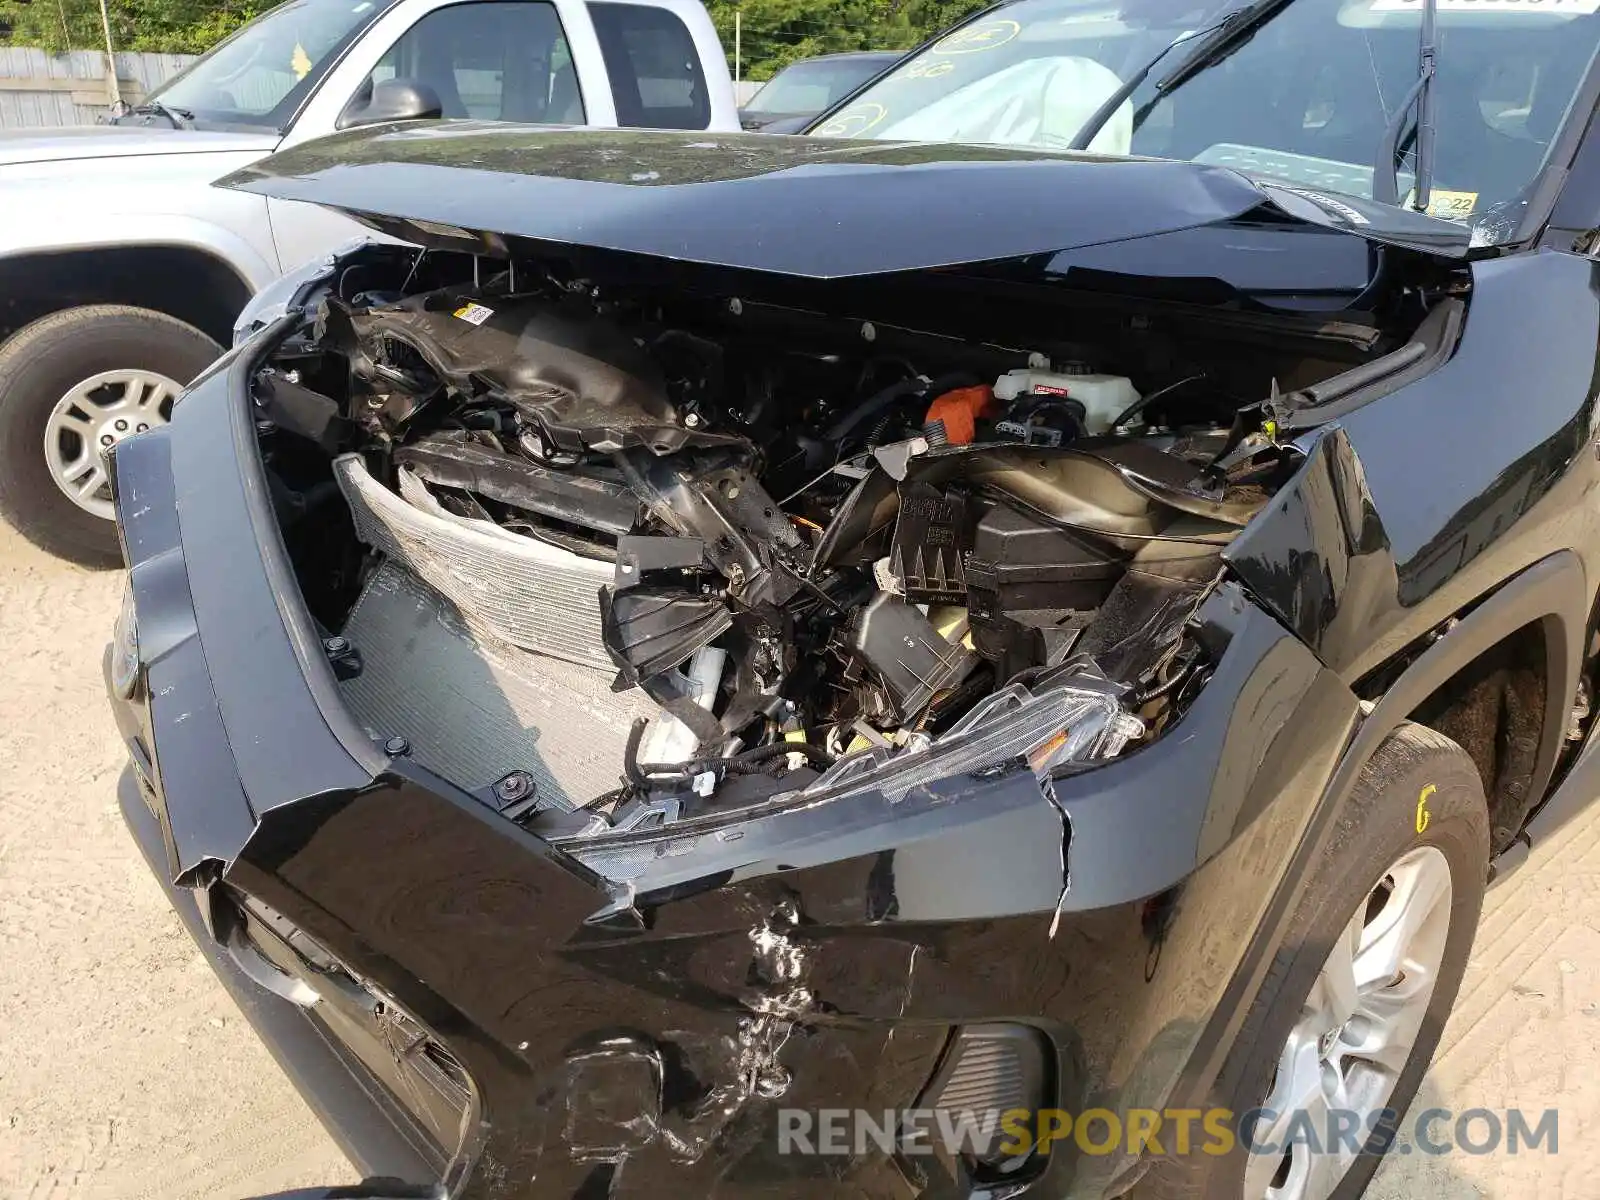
xmin=252 ymin=243 xmax=1427 ymax=840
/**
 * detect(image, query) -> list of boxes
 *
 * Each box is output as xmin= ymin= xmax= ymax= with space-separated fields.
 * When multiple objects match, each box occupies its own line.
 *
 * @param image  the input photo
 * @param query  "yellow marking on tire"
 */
xmin=1417 ymin=783 xmax=1436 ymax=834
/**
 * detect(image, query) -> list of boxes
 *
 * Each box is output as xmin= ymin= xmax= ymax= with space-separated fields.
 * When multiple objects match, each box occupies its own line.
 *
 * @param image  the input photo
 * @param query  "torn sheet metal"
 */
xmin=335 ymin=453 xmax=613 ymax=670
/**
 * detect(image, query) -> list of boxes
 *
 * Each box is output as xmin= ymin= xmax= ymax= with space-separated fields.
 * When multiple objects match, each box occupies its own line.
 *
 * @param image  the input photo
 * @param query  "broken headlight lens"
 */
xmin=800 ymin=672 xmax=1145 ymax=806
xmin=560 ymin=674 xmax=1147 ymax=881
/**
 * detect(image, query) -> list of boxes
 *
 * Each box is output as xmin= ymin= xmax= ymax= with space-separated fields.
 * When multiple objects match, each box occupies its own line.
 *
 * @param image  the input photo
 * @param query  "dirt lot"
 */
xmin=0 ymin=517 xmax=1596 ymax=1199
xmin=0 ymin=523 xmax=354 ymax=1200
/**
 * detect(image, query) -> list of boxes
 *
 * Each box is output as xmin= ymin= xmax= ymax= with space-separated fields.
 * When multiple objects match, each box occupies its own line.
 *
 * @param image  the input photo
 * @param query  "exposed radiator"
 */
xmin=333 ymin=452 xmax=613 ymax=671
xmin=338 ymin=562 xmax=656 ymax=808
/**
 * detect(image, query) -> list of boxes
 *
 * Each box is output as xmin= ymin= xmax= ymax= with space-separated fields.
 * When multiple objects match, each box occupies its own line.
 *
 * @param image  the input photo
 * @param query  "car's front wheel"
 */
xmin=1142 ymin=722 xmax=1490 ymax=1200
xmin=0 ymin=305 xmax=220 ymax=567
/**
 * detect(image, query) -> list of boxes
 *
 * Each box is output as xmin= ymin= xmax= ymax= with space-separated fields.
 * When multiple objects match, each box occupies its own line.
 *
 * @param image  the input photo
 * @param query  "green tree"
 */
xmin=0 ymin=0 xmax=282 ymax=54
xmin=708 ymin=0 xmax=988 ymax=81
xmin=0 ymin=0 xmax=984 ymax=81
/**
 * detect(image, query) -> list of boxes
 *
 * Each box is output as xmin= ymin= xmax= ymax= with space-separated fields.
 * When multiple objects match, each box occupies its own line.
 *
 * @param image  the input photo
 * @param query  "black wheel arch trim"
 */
xmin=1176 ymin=550 xmax=1585 ymax=1107
xmin=1296 ymin=548 xmax=1584 ymax=900
xmin=1354 ymin=548 xmax=1585 ymax=857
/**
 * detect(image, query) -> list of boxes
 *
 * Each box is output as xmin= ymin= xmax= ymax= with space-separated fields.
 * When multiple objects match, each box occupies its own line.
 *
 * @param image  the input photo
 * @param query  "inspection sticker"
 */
xmin=1400 ymin=188 xmax=1480 ymax=220
xmin=453 ymin=301 xmax=495 ymax=326
xmin=1426 ymin=189 xmax=1479 ymax=220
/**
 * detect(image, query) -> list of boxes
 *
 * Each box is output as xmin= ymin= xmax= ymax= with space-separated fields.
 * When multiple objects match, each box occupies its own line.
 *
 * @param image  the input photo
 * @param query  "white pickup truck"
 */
xmin=0 ymin=0 xmax=737 ymax=564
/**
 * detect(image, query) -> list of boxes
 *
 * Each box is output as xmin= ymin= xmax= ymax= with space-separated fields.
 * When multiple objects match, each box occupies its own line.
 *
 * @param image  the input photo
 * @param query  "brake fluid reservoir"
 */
xmin=993 ymin=362 xmax=1139 ymax=435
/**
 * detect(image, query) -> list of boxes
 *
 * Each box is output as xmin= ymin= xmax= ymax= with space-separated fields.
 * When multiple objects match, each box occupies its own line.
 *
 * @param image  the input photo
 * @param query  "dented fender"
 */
xmin=1225 ymin=250 xmax=1600 ymax=685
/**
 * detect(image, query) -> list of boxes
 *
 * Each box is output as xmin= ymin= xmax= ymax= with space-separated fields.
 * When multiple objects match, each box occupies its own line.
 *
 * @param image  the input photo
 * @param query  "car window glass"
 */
xmin=147 ymin=0 xmax=387 ymax=129
xmin=821 ymin=0 xmax=1600 ymax=236
xmin=588 ymin=1 xmax=710 ymax=129
xmin=367 ymin=1 xmax=581 ymax=122
xmin=1133 ymin=3 xmax=1600 ymax=225
xmin=746 ymin=59 xmax=893 ymax=115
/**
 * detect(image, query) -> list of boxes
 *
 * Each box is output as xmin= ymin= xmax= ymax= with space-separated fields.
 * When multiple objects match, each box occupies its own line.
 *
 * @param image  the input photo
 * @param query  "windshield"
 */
xmin=816 ymin=0 xmax=1600 ymax=235
xmin=144 ymin=0 xmax=394 ymax=130
xmin=746 ymin=57 xmax=898 ymax=115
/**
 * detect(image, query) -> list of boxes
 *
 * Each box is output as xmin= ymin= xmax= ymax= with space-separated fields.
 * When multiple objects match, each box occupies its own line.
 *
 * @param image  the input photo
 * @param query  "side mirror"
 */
xmin=338 ymin=77 xmax=444 ymax=129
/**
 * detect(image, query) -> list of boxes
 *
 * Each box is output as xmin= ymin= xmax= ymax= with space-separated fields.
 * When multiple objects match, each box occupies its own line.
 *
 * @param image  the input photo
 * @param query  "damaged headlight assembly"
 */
xmin=781 ymin=670 xmax=1144 ymax=807
xmin=557 ymin=670 xmax=1148 ymax=863
xmin=231 ymin=238 xmax=374 ymax=347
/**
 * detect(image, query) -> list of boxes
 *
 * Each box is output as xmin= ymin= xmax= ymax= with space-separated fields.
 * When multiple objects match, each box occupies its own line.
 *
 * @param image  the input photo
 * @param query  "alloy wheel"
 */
xmin=43 ymin=369 xmax=181 ymax=519
xmin=1245 ymin=844 xmax=1454 ymax=1200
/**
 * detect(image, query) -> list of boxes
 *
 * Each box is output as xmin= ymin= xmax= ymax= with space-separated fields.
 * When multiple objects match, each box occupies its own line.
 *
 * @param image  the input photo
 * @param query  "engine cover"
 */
xmin=328 ymin=293 xmax=743 ymax=454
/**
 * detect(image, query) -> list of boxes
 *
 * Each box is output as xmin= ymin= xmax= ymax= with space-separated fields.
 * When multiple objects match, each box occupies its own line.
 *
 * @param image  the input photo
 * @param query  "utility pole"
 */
xmin=734 ymin=10 xmax=741 ymax=84
xmin=97 ymin=0 xmax=122 ymax=108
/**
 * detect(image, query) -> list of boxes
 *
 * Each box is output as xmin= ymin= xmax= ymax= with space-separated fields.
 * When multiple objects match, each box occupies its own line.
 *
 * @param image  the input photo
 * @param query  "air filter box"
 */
xmin=965 ymin=502 xmax=1123 ymax=622
xmin=966 ymin=502 xmax=1123 ymax=677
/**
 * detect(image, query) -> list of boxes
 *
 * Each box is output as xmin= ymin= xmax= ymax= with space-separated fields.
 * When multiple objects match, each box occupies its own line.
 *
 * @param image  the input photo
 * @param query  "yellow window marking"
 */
xmin=932 ymin=19 xmax=1022 ymax=55
xmin=1400 ymin=188 xmax=1479 ymax=221
xmin=1425 ymin=190 xmax=1479 ymax=220
xmin=814 ymin=102 xmax=888 ymax=138
xmin=903 ymin=58 xmax=955 ymax=81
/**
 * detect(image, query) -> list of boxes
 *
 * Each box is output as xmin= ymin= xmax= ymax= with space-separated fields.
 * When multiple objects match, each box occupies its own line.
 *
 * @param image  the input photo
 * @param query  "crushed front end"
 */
xmin=105 ymin=143 xmax=1473 ymax=1196
xmin=237 ymin=236 xmax=1328 ymax=843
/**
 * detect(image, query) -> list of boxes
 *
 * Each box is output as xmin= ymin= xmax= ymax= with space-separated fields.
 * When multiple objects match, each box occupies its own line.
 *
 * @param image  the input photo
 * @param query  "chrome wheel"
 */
xmin=1245 ymin=845 xmax=1454 ymax=1200
xmin=43 ymin=369 xmax=179 ymax=519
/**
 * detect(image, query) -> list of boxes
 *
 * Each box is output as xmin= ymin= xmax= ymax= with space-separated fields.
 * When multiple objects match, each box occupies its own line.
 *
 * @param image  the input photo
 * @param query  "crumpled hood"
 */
xmin=0 ymin=124 xmax=279 ymax=168
xmin=219 ymin=124 xmax=1472 ymax=279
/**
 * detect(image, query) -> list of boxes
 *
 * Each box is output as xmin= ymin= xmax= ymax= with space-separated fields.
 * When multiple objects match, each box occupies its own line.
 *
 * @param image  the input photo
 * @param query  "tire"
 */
xmin=1138 ymin=722 xmax=1490 ymax=1200
xmin=0 ymin=305 xmax=220 ymax=567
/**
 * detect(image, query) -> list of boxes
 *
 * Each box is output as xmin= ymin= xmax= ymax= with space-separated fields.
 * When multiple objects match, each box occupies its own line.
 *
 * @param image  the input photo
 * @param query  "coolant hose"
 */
xmin=622 ymin=718 xmax=652 ymax=788
xmin=822 ymin=371 xmax=977 ymax=444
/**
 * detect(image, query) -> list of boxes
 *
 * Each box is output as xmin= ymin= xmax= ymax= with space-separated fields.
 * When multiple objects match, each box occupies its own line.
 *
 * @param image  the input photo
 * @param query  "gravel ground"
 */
xmin=0 ymin=523 xmax=354 ymax=1200
xmin=0 ymin=516 xmax=1594 ymax=1199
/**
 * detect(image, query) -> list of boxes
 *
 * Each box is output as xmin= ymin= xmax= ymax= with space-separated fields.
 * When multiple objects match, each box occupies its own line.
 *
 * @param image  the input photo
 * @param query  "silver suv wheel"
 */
xmin=1246 ymin=844 xmax=1454 ymax=1200
xmin=43 ymin=369 xmax=180 ymax=519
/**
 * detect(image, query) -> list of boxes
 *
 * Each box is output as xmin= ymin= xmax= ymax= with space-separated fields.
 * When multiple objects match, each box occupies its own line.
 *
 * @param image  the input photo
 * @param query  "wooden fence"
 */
xmin=0 ymin=49 xmax=787 ymax=129
xmin=0 ymin=47 xmax=194 ymax=129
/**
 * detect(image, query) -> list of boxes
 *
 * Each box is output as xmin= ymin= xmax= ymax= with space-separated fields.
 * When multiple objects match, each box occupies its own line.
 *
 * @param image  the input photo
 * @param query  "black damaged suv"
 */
xmin=104 ymin=0 xmax=1600 ymax=1197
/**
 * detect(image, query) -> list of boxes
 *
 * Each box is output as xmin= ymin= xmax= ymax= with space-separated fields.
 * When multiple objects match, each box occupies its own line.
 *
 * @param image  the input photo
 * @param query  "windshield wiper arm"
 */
xmin=1156 ymin=0 xmax=1297 ymax=94
xmin=126 ymin=100 xmax=195 ymax=129
xmin=1372 ymin=0 xmax=1439 ymax=208
xmin=1068 ymin=0 xmax=1293 ymax=152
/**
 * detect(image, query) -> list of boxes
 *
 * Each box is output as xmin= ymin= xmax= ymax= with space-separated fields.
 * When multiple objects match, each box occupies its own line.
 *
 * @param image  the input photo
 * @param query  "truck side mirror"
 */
xmin=338 ymin=78 xmax=445 ymax=129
